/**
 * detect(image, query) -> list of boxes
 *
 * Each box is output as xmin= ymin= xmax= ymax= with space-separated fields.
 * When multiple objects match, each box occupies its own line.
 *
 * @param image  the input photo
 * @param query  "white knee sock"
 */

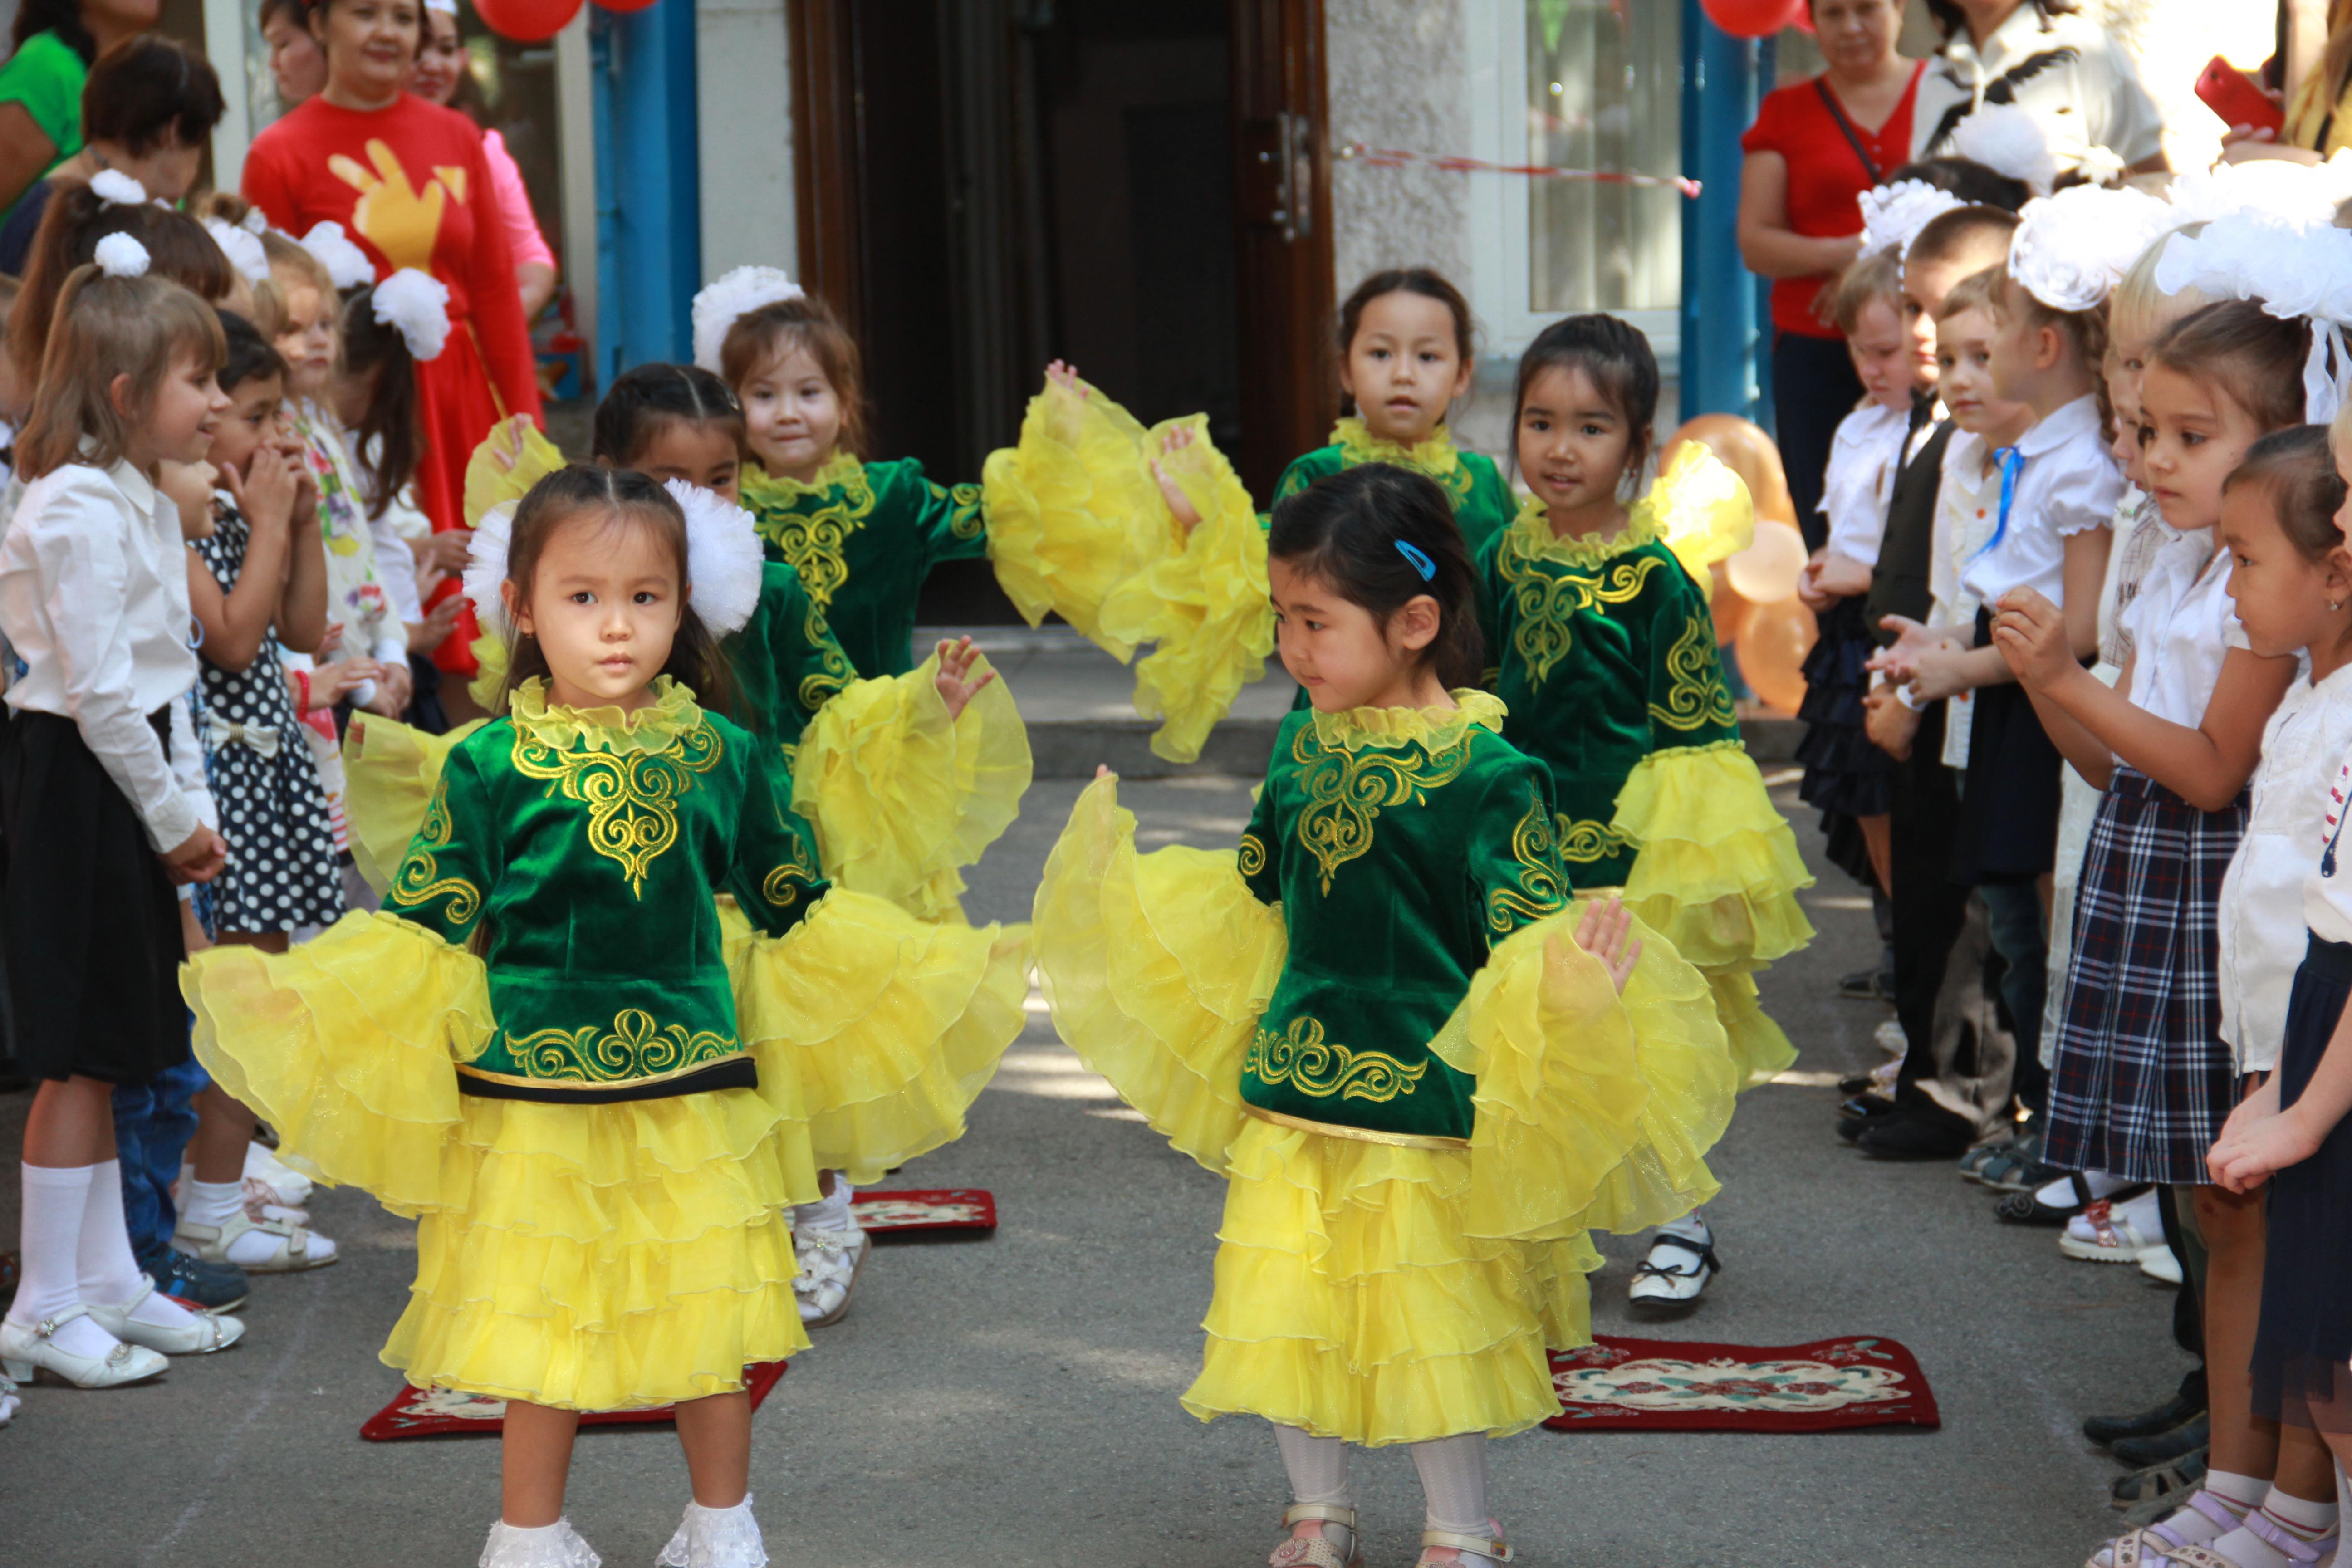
xmin=181 ymin=1176 xmax=245 ymax=1231
xmin=9 ymin=1163 xmax=116 ymax=1358
xmin=792 ymin=1176 xmax=856 ymax=1234
xmin=1409 ymin=1432 xmax=1492 ymax=1539
xmin=1657 ymin=1207 xmax=1711 ymax=1245
xmin=77 ymin=1161 xmax=151 ymax=1305
xmin=1274 ymin=1424 xmax=1352 ymax=1507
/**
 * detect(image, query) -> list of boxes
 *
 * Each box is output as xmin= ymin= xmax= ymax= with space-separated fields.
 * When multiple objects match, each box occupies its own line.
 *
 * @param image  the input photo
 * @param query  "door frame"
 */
xmin=787 ymin=0 xmax=865 ymax=339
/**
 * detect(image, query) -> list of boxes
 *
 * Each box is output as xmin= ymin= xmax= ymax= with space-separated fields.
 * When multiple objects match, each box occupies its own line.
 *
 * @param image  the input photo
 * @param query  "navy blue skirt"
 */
xmin=2253 ymin=934 xmax=2352 ymax=1431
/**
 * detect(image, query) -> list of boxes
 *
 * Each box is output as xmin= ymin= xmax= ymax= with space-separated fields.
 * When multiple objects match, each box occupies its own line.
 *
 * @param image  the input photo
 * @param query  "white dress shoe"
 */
xmin=0 ymin=1306 xmax=168 ymax=1388
xmin=86 ymin=1283 xmax=245 ymax=1355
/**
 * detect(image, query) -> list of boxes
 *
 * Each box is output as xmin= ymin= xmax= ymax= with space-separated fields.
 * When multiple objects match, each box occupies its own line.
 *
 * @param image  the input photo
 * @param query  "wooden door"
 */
xmin=1229 ymin=0 xmax=1335 ymax=500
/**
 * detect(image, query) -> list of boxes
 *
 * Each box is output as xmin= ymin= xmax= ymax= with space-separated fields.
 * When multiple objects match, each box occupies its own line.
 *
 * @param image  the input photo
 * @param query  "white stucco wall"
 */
xmin=1325 ymin=0 xmax=1474 ymax=302
xmin=695 ymin=0 xmax=796 ymax=284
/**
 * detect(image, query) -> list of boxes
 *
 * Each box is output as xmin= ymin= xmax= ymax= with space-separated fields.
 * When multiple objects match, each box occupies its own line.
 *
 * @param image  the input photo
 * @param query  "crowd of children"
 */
xmin=7 ymin=36 xmax=2352 ymax=1568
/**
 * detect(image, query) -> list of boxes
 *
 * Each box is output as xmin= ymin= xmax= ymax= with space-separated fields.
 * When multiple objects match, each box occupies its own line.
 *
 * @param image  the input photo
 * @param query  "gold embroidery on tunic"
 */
xmin=1498 ymin=548 xmax=1663 ymax=685
xmin=1557 ymin=815 xmax=1635 ymax=866
xmin=749 ymin=465 xmax=876 ymax=609
xmin=1291 ymin=722 xmax=1474 ymax=894
xmin=936 ymin=480 xmax=986 ymax=540
xmin=761 ymin=838 xmax=818 ymax=911
xmin=797 ymin=603 xmax=853 ymax=712
xmin=1236 ymin=832 xmax=1268 ymax=878
xmin=1649 ymin=610 xmax=1739 ymax=732
xmin=385 ymin=776 xmax=482 ymax=924
xmin=510 ymin=721 xmax=724 ymax=897
xmin=1487 ymin=786 xmax=1569 ymax=932
xmin=508 ymin=1007 xmax=738 ymax=1084
xmin=1245 ymin=1016 xmax=1426 ymax=1103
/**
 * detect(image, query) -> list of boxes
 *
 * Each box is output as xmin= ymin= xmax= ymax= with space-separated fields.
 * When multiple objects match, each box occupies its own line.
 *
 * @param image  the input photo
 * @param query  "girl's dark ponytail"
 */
xmin=1267 ymin=462 xmax=1483 ymax=691
xmin=338 ymin=285 xmax=422 ymax=522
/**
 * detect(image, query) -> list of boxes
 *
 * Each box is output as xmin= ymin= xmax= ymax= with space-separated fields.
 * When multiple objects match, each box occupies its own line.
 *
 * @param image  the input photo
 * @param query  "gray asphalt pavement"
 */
xmin=0 ymin=772 xmax=2184 ymax=1567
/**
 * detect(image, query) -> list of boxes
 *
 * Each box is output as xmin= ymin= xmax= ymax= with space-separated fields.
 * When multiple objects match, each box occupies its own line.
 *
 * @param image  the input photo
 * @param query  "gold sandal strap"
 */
xmin=1420 ymin=1528 xmax=1514 ymax=1562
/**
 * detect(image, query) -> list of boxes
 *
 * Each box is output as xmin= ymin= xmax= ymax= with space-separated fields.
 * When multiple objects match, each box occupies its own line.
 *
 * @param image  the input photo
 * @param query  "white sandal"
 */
xmin=656 ymin=1496 xmax=768 ymax=1568
xmin=174 ymin=1213 xmax=338 ymax=1273
xmin=1269 ymin=1504 xmax=1361 ymax=1568
xmin=477 ymin=1518 xmax=601 ymax=1568
xmin=0 ymin=1306 xmax=168 ymax=1388
xmin=86 ymin=1282 xmax=245 ymax=1356
xmin=793 ymin=1227 xmax=869 ymax=1327
xmin=2061 ymin=1198 xmax=2165 ymax=1264
xmin=1416 ymin=1524 xmax=1515 ymax=1567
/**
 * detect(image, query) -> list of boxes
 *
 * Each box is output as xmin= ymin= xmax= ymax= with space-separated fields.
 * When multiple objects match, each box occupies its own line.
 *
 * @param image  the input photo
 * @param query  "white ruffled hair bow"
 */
xmin=2154 ymin=213 xmax=2352 ymax=423
xmin=464 ymin=479 xmax=765 ymax=642
xmin=2008 ymin=183 xmax=2176 ymax=314
xmin=690 ymin=265 xmax=804 ymax=374
xmin=372 ymin=268 xmax=452 ymax=361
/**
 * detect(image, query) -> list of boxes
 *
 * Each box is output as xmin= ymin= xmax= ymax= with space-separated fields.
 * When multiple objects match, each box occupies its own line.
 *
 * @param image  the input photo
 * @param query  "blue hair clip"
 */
xmin=1395 ymin=539 xmax=1436 ymax=582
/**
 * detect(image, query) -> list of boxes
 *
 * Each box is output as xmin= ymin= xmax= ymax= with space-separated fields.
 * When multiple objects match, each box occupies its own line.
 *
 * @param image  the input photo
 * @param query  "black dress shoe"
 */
xmin=2110 ymin=1413 xmax=2211 ymax=1470
xmin=2086 ymin=1370 xmax=2207 ymax=1447
xmin=1857 ymin=1105 xmax=1975 ymax=1160
xmin=1839 ymin=1094 xmax=1900 ymax=1121
xmin=1839 ymin=967 xmax=1894 ymax=1002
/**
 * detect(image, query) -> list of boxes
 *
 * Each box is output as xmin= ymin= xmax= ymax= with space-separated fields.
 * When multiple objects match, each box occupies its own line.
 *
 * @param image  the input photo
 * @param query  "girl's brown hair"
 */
xmin=17 ymin=268 xmax=226 ymax=480
xmin=337 ymin=284 xmax=421 ymax=520
xmin=1997 ymin=272 xmax=2112 ymax=440
xmin=2227 ymin=424 xmax=2349 ymax=565
xmin=12 ymin=191 xmax=234 ymax=379
xmin=719 ymin=294 xmax=869 ymax=460
xmin=498 ymin=465 xmax=732 ymax=713
xmin=251 ymin=228 xmax=335 ymax=341
xmin=1335 ymin=267 xmax=1477 ymax=417
xmin=1830 ymin=251 xmax=1904 ymax=336
xmin=1934 ymin=263 xmax=2007 ymax=324
xmin=2147 ymin=301 xmax=2311 ymax=438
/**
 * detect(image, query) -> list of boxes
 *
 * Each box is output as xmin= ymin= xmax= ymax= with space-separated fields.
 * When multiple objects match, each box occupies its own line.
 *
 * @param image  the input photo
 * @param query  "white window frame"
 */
xmin=1460 ymin=0 xmax=1680 ymax=366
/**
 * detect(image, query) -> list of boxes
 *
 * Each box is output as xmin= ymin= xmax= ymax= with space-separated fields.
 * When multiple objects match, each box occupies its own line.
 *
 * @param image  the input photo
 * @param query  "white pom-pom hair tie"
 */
xmin=1950 ymin=103 xmax=2059 ymax=196
xmin=663 ymin=478 xmax=764 ymax=637
xmin=299 ymin=220 xmax=376 ymax=290
xmin=1858 ymin=180 xmax=1965 ymax=261
xmin=92 ymin=232 xmax=151 ymax=279
xmin=203 ymin=217 xmax=272 ymax=288
xmin=463 ymin=500 xmax=518 ymax=641
xmin=2007 ymin=184 xmax=2175 ymax=314
xmin=371 ymin=268 xmax=452 ymax=361
xmin=690 ymin=265 xmax=804 ymax=373
xmin=88 ymin=169 xmax=147 ymax=208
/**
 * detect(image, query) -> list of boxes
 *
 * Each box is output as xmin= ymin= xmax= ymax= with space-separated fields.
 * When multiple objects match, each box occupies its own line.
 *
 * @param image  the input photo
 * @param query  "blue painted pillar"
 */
xmin=1679 ymin=0 xmax=1767 ymax=424
xmin=591 ymin=0 xmax=701 ymax=385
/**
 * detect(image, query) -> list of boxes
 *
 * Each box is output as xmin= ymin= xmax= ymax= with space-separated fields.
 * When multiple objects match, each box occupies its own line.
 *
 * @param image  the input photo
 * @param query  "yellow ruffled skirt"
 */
xmin=1034 ymin=778 xmax=1734 ymax=1444
xmin=186 ymin=893 xmax=1029 ymax=1411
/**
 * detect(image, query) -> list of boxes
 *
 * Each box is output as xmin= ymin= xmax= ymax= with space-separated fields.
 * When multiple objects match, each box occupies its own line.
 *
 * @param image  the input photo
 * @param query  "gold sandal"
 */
xmin=1268 ymin=1504 xmax=1362 ymax=1568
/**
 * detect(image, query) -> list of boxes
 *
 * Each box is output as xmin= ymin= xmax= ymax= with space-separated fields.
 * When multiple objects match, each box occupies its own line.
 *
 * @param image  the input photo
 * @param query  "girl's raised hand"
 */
xmin=1989 ymin=587 xmax=2073 ymax=690
xmin=227 ymin=443 xmax=301 ymax=538
xmin=1572 ymin=894 xmax=1642 ymax=994
xmin=1044 ymin=360 xmax=1090 ymax=397
xmin=1152 ymin=425 xmax=1204 ymax=533
xmin=932 ymin=636 xmax=997 ymax=722
xmin=487 ymin=413 xmax=537 ymax=473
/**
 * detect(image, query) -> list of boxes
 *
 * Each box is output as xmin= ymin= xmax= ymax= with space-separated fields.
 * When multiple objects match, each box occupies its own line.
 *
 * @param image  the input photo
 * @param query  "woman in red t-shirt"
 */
xmin=242 ymin=0 xmax=542 ymax=681
xmin=1736 ymin=0 xmax=1921 ymax=547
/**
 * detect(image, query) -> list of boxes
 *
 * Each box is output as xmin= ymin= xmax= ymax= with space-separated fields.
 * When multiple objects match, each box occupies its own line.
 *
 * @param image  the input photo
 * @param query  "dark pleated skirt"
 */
xmin=2254 ymin=935 xmax=2352 ymax=1431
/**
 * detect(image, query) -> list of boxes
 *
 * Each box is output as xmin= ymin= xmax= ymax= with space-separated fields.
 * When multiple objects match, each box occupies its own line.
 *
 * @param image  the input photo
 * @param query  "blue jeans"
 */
xmin=1980 ymin=882 xmax=2048 ymax=1114
xmin=111 ymin=1040 xmax=208 ymax=1259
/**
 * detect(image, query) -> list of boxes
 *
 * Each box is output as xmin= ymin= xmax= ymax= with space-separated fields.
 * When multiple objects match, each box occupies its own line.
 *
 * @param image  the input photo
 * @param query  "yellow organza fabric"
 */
xmin=340 ymin=714 xmax=484 ymax=894
xmin=1032 ymin=778 xmax=1734 ymax=1443
xmin=1648 ymin=442 xmax=1755 ymax=581
xmin=463 ymin=417 xmax=564 ymax=529
xmin=1707 ymin=968 xmax=1801 ymax=1090
xmin=182 ymin=891 xmax=1028 ymax=1411
xmin=790 ymin=649 xmax=1032 ymax=921
xmin=1612 ymin=740 xmax=1816 ymax=973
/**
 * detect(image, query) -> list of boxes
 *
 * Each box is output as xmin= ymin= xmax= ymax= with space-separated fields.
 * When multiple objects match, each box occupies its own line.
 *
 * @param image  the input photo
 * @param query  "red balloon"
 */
xmin=1701 ymin=0 xmax=1803 ymax=38
xmin=591 ymin=0 xmax=657 ymax=12
xmin=473 ymin=0 xmax=581 ymax=42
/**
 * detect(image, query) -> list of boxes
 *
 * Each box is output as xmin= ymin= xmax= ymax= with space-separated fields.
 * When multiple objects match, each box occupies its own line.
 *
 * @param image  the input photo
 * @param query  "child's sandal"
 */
xmin=1269 ymin=1504 xmax=1361 ymax=1568
xmin=1416 ymin=1526 xmax=1515 ymax=1567
xmin=173 ymin=1214 xmax=338 ymax=1274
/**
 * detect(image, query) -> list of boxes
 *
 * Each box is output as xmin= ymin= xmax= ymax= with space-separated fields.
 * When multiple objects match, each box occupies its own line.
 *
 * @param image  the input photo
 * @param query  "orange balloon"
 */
xmin=1709 ymin=562 xmax=1753 ymax=647
xmin=1736 ymin=595 xmax=1818 ymax=716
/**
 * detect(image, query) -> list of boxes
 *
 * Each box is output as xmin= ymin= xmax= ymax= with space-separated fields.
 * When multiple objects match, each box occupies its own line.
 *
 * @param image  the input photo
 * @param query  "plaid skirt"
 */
xmin=2043 ymin=767 xmax=2246 ymax=1185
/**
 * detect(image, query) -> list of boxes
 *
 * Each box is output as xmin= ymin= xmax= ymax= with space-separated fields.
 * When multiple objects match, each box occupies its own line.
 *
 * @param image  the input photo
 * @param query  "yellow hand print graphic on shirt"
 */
xmin=327 ymin=140 xmax=447 ymax=274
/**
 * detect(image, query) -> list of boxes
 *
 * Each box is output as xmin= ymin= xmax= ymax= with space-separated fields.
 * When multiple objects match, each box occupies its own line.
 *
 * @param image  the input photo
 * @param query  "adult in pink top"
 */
xmin=408 ymin=0 xmax=556 ymax=320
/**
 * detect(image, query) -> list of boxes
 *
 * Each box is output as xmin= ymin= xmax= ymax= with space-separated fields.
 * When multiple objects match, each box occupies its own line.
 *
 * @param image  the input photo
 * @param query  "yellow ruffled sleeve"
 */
xmin=1431 ymin=898 xmax=1733 ymax=1241
xmin=466 ymin=629 xmax=511 ymax=715
xmin=1646 ymin=441 xmax=1755 ymax=581
xmin=1095 ymin=418 xmax=1274 ymax=764
xmin=182 ymin=911 xmax=493 ymax=1217
xmin=339 ymin=714 xmax=486 ymax=894
xmin=789 ymin=648 xmax=1033 ymax=921
xmin=1611 ymin=740 xmax=1815 ymax=974
xmin=463 ymin=416 xmax=565 ymax=529
xmin=981 ymin=375 xmax=1169 ymax=654
xmin=722 ymin=889 xmax=1030 ymax=1183
xmin=1031 ymin=775 xmax=1284 ymax=1174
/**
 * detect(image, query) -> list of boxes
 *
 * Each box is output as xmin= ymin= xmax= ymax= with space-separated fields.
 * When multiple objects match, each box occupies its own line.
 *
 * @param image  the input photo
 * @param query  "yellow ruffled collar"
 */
xmin=1308 ymin=689 xmax=1505 ymax=753
xmin=1502 ymin=445 xmax=1749 ymax=572
xmin=1505 ymin=488 xmax=1658 ymax=567
xmin=1333 ymin=417 xmax=1461 ymax=479
xmin=743 ymin=449 xmax=862 ymax=504
xmin=508 ymin=676 xmax=704 ymax=754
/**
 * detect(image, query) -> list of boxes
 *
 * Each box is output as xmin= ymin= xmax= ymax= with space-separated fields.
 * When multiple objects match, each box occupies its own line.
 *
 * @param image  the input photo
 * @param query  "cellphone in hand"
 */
xmin=2196 ymin=55 xmax=2285 ymax=137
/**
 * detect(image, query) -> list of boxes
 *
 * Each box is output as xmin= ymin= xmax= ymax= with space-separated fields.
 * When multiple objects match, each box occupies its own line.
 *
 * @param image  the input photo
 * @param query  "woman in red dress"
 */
xmin=242 ymin=0 xmax=541 ymax=680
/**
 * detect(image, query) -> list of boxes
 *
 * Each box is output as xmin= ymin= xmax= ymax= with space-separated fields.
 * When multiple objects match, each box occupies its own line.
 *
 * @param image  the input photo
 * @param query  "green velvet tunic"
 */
xmin=382 ymin=679 xmax=827 ymax=1104
xmin=741 ymin=453 xmax=987 ymax=680
xmin=1271 ymin=419 xmax=1515 ymax=558
xmin=724 ymin=561 xmax=855 ymax=768
xmin=1234 ymin=696 xmax=1570 ymax=1145
xmin=1476 ymin=502 xmax=1741 ymax=891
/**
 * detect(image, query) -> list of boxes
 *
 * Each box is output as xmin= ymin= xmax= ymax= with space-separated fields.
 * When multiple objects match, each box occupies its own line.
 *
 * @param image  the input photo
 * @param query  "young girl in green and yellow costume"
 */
xmin=1034 ymin=463 xmax=1734 ymax=1568
xmin=185 ymin=466 xmax=1029 ymax=1568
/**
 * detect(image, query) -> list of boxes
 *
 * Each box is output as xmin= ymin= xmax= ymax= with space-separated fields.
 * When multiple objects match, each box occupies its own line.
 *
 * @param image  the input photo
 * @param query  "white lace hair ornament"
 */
xmin=88 ymin=168 xmax=148 ymax=208
xmin=92 ymin=231 xmax=150 ymax=279
xmin=2153 ymin=213 xmax=2352 ymax=422
xmin=2164 ymin=153 xmax=2352 ymax=231
xmin=372 ymin=268 xmax=451 ymax=361
xmin=690 ymin=265 xmax=803 ymax=374
xmin=299 ymin=220 xmax=375 ymax=290
xmin=2008 ymin=184 xmax=2176 ymax=314
xmin=462 ymin=479 xmax=766 ymax=642
xmin=1950 ymin=103 xmax=2061 ymax=196
xmin=1858 ymin=180 xmax=1965 ymax=260
xmin=202 ymin=217 xmax=272 ymax=287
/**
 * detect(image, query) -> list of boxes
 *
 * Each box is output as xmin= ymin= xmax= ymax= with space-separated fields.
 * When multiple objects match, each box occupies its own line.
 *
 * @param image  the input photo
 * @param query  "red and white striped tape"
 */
xmin=1338 ymin=139 xmax=1703 ymax=199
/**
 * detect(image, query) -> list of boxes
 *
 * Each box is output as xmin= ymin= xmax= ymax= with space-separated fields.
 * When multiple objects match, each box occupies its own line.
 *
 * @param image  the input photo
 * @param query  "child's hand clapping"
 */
xmin=931 ymin=636 xmax=997 ymax=722
xmin=1573 ymin=894 xmax=1642 ymax=994
xmin=1990 ymin=587 xmax=2075 ymax=690
xmin=1867 ymin=615 xmax=1940 ymax=685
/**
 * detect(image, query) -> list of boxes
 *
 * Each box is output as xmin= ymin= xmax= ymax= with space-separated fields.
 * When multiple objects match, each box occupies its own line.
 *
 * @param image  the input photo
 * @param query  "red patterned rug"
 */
xmin=853 ymin=1187 xmax=996 ymax=1237
xmin=1546 ymin=1334 xmax=1940 ymax=1433
xmin=360 ymin=1362 xmax=789 ymax=1441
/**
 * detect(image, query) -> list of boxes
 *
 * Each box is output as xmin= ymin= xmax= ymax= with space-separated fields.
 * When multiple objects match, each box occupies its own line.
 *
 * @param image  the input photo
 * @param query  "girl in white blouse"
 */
xmin=1998 ymin=309 xmax=2324 ymax=1568
xmin=0 ymin=259 xmax=245 ymax=1392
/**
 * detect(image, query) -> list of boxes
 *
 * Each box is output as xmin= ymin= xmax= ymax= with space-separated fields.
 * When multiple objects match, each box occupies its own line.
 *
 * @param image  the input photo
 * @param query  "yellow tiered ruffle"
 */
xmin=1708 ymin=968 xmax=1799 ymax=1089
xmin=1612 ymin=740 xmax=1816 ymax=972
xmin=720 ymin=888 xmax=1031 ymax=1183
xmin=1096 ymin=417 xmax=1274 ymax=764
xmin=791 ymin=649 xmax=1032 ymax=921
xmin=982 ymin=375 xmax=1168 ymax=654
xmin=340 ymin=715 xmax=485 ymax=894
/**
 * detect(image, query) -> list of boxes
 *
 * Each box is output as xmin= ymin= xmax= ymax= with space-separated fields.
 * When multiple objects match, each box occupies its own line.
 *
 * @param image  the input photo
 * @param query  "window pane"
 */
xmin=1525 ymin=0 xmax=1681 ymax=314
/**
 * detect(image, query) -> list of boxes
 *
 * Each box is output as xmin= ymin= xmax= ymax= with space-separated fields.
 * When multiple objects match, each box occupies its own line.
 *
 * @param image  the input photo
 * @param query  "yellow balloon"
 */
xmin=1725 ymin=519 xmax=1808 ymax=604
xmin=1736 ymin=595 xmax=1818 ymax=716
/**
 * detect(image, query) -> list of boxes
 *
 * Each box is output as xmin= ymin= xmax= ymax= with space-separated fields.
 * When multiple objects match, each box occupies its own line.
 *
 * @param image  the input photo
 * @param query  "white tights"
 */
xmin=1273 ymin=1425 xmax=1490 ymax=1538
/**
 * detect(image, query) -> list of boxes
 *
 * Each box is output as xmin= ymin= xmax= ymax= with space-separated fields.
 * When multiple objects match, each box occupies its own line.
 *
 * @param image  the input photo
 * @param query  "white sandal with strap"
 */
xmin=86 ymin=1282 xmax=244 ymax=1355
xmin=793 ymin=1226 xmax=869 ymax=1327
xmin=173 ymin=1213 xmax=338 ymax=1273
xmin=0 ymin=1306 xmax=168 ymax=1388
xmin=1416 ymin=1524 xmax=1515 ymax=1567
xmin=1269 ymin=1504 xmax=1361 ymax=1568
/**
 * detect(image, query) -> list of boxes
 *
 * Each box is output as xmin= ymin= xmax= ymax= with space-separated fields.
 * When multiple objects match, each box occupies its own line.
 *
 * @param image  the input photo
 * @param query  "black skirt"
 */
xmin=2253 ymin=934 xmax=2352 ymax=1431
xmin=1796 ymin=594 xmax=1895 ymax=885
xmin=1950 ymin=607 xmax=2063 ymax=885
xmin=0 ymin=709 xmax=189 ymax=1083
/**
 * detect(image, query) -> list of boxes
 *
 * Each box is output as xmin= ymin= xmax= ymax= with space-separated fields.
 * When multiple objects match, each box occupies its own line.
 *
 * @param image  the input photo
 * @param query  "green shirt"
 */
xmin=1271 ymin=418 xmax=1515 ymax=559
xmin=382 ymin=678 xmax=827 ymax=1104
xmin=723 ymin=561 xmax=855 ymax=770
xmin=1477 ymin=498 xmax=1741 ymax=890
xmin=740 ymin=452 xmax=987 ymax=680
xmin=1234 ymin=693 xmax=1570 ymax=1144
xmin=0 ymin=31 xmax=84 ymax=232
